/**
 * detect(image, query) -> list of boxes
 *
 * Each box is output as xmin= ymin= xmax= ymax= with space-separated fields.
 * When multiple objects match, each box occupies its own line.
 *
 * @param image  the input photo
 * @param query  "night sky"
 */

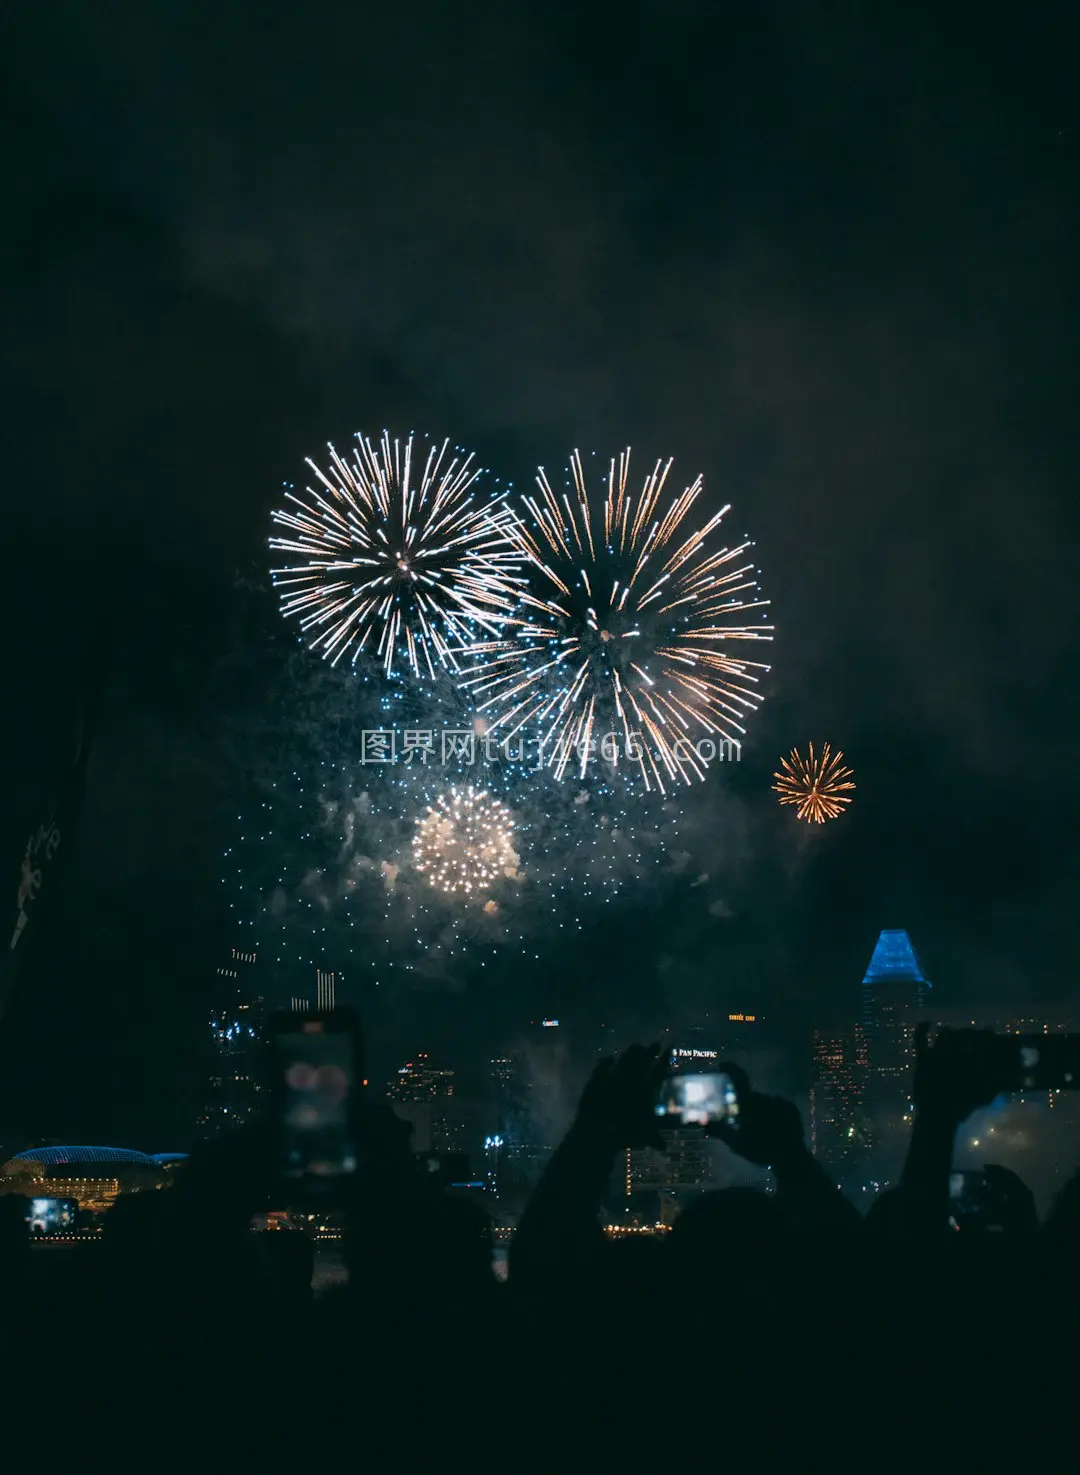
xmin=1 ymin=4 xmax=1076 ymax=1148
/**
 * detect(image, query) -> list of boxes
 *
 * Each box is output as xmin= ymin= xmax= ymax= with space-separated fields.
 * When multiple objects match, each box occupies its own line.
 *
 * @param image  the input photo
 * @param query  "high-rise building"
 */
xmin=661 ymin=1013 xmax=765 ymax=1064
xmin=198 ymin=947 xmax=267 ymax=1139
xmin=625 ymin=1131 xmax=713 ymax=1197
xmin=486 ymin=1053 xmax=533 ymax=1193
xmin=520 ymin=1017 xmax=569 ymax=1162
xmin=809 ymin=1026 xmax=871 ymax=1171
xmin=289 ymin=968 xmax=339 ymax=1014
xmin=860 ymin=929 xmax=930 ymax=1136
xmin=386 ymin=1053 xmax=460 ymax=1152
xmin=316 ymin=970 xmax=336 ymax=1011
xmin=490 ymin=1055 xmax=527 ymax=1141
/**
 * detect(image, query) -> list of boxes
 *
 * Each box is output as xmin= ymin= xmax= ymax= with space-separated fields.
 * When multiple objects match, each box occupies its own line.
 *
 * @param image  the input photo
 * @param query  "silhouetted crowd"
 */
xmin=1 ymin=1026 xmax=1074 ymax=1473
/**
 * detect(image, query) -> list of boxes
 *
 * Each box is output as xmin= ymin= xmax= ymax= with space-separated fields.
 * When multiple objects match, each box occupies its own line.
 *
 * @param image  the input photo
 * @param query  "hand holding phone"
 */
xmin=269 ymin=1008 xmax=363 ymax=1201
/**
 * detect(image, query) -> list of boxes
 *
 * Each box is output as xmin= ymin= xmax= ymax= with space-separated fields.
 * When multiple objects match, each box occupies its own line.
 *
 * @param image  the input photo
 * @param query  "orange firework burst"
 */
xmin=773 ymin=743 xmax=855 ymax=823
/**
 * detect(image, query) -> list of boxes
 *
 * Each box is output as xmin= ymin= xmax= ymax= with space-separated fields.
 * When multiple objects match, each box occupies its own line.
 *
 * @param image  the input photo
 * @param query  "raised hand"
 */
xmin=575 ymin=1042 xmax=669 ymax=1150
xmin=707 ymin=1086 xmax=805 ymax=1170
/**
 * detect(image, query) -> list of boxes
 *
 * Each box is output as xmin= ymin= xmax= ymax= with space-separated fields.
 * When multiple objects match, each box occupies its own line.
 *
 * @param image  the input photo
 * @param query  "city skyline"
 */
xmin=4 ymin=921 xmax=1078 ymax=1215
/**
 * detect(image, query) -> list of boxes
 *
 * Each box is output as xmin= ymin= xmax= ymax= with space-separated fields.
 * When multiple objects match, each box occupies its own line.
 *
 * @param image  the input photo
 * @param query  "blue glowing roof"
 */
xmin=7 ymin=1146 xmax=162 ymax=1169
xmin=149 ymin=1153 xmax=189 ymax=1165
xmin=862 ymin=930 xmax=929 ymax=986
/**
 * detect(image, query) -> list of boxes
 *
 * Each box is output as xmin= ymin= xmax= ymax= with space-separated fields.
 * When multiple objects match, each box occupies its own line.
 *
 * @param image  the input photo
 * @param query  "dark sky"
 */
xmin=1 ymin=2 xmax=1077 ymax=1146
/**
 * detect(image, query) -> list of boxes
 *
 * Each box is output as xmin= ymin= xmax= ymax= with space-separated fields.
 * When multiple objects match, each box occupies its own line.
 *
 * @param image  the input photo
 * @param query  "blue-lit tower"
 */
xmin=860 ymin=929 xmax=931 ymax=1137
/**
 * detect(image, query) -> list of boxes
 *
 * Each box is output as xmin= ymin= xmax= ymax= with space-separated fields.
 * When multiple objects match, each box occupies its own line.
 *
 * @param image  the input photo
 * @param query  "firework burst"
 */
xmin=413 ymin=785 xmax=518 ymax=897
xmin=459 ymin=449 xmax=772 ymax=791
xmin=269 ymin=431 xmax=522 ymax=678
xmin=773 ymin=742 xmax=855 ymax=823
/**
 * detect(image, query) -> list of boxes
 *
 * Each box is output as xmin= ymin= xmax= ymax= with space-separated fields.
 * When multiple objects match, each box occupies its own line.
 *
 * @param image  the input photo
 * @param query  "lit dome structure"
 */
xmin=1 ymin=1145 xmax=183 ymax=1212
xmin=7 ymin=1146 xmax=163 ymax=1169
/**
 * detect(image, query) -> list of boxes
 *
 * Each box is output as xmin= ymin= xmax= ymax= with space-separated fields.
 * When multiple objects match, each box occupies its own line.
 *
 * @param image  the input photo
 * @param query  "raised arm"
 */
xmin=510 ymin=1043 xmax=666 ymax=1290
xmin=708 ymin=1089 xmax=862 ymax=1236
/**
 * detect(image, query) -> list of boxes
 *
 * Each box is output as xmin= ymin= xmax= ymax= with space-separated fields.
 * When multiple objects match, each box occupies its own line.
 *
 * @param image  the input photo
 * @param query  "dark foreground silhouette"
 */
xmin=0 ymin=1028 xmax=1073 ymax=1474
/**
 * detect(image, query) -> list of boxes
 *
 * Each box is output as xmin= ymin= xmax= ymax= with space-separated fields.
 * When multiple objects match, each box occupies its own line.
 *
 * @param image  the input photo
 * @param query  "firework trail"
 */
xmin=772 ymin=742 xmax=855 ymax=823
xmin=460 ymin=449 xmax=772 ymax=791
xmin=269 ymin=431 xmax=522 ymax=679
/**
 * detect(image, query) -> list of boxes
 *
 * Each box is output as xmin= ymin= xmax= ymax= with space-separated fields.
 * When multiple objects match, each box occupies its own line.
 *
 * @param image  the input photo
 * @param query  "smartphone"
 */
xmin=26 ymin=1198 xmax=77 ymax=1235
xmin=269 ymin=1009 xmax=363 ymax=1197
xmin=1010 ymin=1035 xmax=1080 ymax=1091
xmin=655 ymin=1070 xmax=740 ymax=1127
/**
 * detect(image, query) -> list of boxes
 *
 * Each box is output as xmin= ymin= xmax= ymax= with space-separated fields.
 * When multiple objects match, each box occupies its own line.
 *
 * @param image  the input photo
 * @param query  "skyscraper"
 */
xmin=198 ymin=947 xmax=267 ymax=1139
xmin=860 ymin=929 xmax=930 ymax=1138
xmin=625 ymin=1131 xmax=713 ymax=1198
xmin=518 ymin=1018 xmax=569 ymax=1164
xmin=290 ymin=967 xmax=338 ymax=1013
xmin=809 ymin=1026 xmax=871 ymax=1172
xmin=386 ymin=1053 xmax=460 ymax=1152
xmin=490 ymin=1055 xmax=527 ymax=1140
xmin=316 ymin=970 xmax=336 ymax=1011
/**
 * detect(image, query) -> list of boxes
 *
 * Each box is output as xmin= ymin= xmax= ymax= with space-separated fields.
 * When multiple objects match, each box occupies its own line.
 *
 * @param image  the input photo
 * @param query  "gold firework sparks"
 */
xmin=460 ymin=448 xmax=773 ymax=792
xmin=269 ymin=431 xmax=523 ymax=678
xmin=412 ymin=786 xmax=518 ymax=897
xmin=773 ymin=743 xmax=855 ymax=823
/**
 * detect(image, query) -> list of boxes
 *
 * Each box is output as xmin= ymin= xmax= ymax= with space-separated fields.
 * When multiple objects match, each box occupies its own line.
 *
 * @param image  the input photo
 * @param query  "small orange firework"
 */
xmin=773 ymin=742 xmax=855 ymax=824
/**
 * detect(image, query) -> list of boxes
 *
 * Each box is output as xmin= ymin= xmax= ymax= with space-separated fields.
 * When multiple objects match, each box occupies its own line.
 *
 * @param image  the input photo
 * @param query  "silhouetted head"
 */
xmin=666 ymin=1188 xmax=794 ymax=1302
xmin=356 ymin=1101 xmax=415 ymax=1176
xmin=673 ymin=1187 xmax=790 ymax=1250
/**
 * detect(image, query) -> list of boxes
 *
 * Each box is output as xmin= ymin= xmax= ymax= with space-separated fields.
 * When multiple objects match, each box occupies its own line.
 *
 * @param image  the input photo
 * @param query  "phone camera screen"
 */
xmin=26 ymin=1198 xmax=76 ymax=1234
xmin=280 ymin=1026 xmax=356 ymax=1180
xmin=655 ymin=1072 xmax=739 ymax=1126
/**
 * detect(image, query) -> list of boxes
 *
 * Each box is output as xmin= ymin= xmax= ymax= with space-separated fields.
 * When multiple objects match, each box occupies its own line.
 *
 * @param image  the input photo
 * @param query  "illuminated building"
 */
xmin=860 ymin=929 xmax=930 ymax=1133
xmin=627 ymin=1131 xmax=713 ymax=1193
xmin=491 ymin=1055 xmax=527 ymax=1145
xmin=662 ymin=1013 xmax=765 ymax=1062
xmin=0 ymin=1145 xmax=185 ymax=1212
xmin=486 ymin=1054 xmax=535 ymax=1193
xmin=197 ymin=947 xmax=267 ymax=1139
xmin=290 ymin=968 xmax=339 ymax=1014
xmin=516 ymin=1018 xmax=569 ymax=1167
xmin=386 ymin=1053 xmax=460 ymax=1152
xmin=810 ymin=1026 xmax=871 ymax=1171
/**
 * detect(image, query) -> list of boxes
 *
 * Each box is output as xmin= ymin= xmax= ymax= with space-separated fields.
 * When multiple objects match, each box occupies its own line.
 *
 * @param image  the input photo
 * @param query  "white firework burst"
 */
xmin=269 ymin=431 xmax=523 ymax=678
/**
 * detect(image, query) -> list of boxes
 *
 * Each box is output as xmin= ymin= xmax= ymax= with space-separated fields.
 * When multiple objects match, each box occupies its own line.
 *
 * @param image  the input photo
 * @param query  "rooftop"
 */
xmin=862 ymin=929 xmax=929 ymax=986
xmin=5 ymin=1146 xmax=169 ymax=1171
